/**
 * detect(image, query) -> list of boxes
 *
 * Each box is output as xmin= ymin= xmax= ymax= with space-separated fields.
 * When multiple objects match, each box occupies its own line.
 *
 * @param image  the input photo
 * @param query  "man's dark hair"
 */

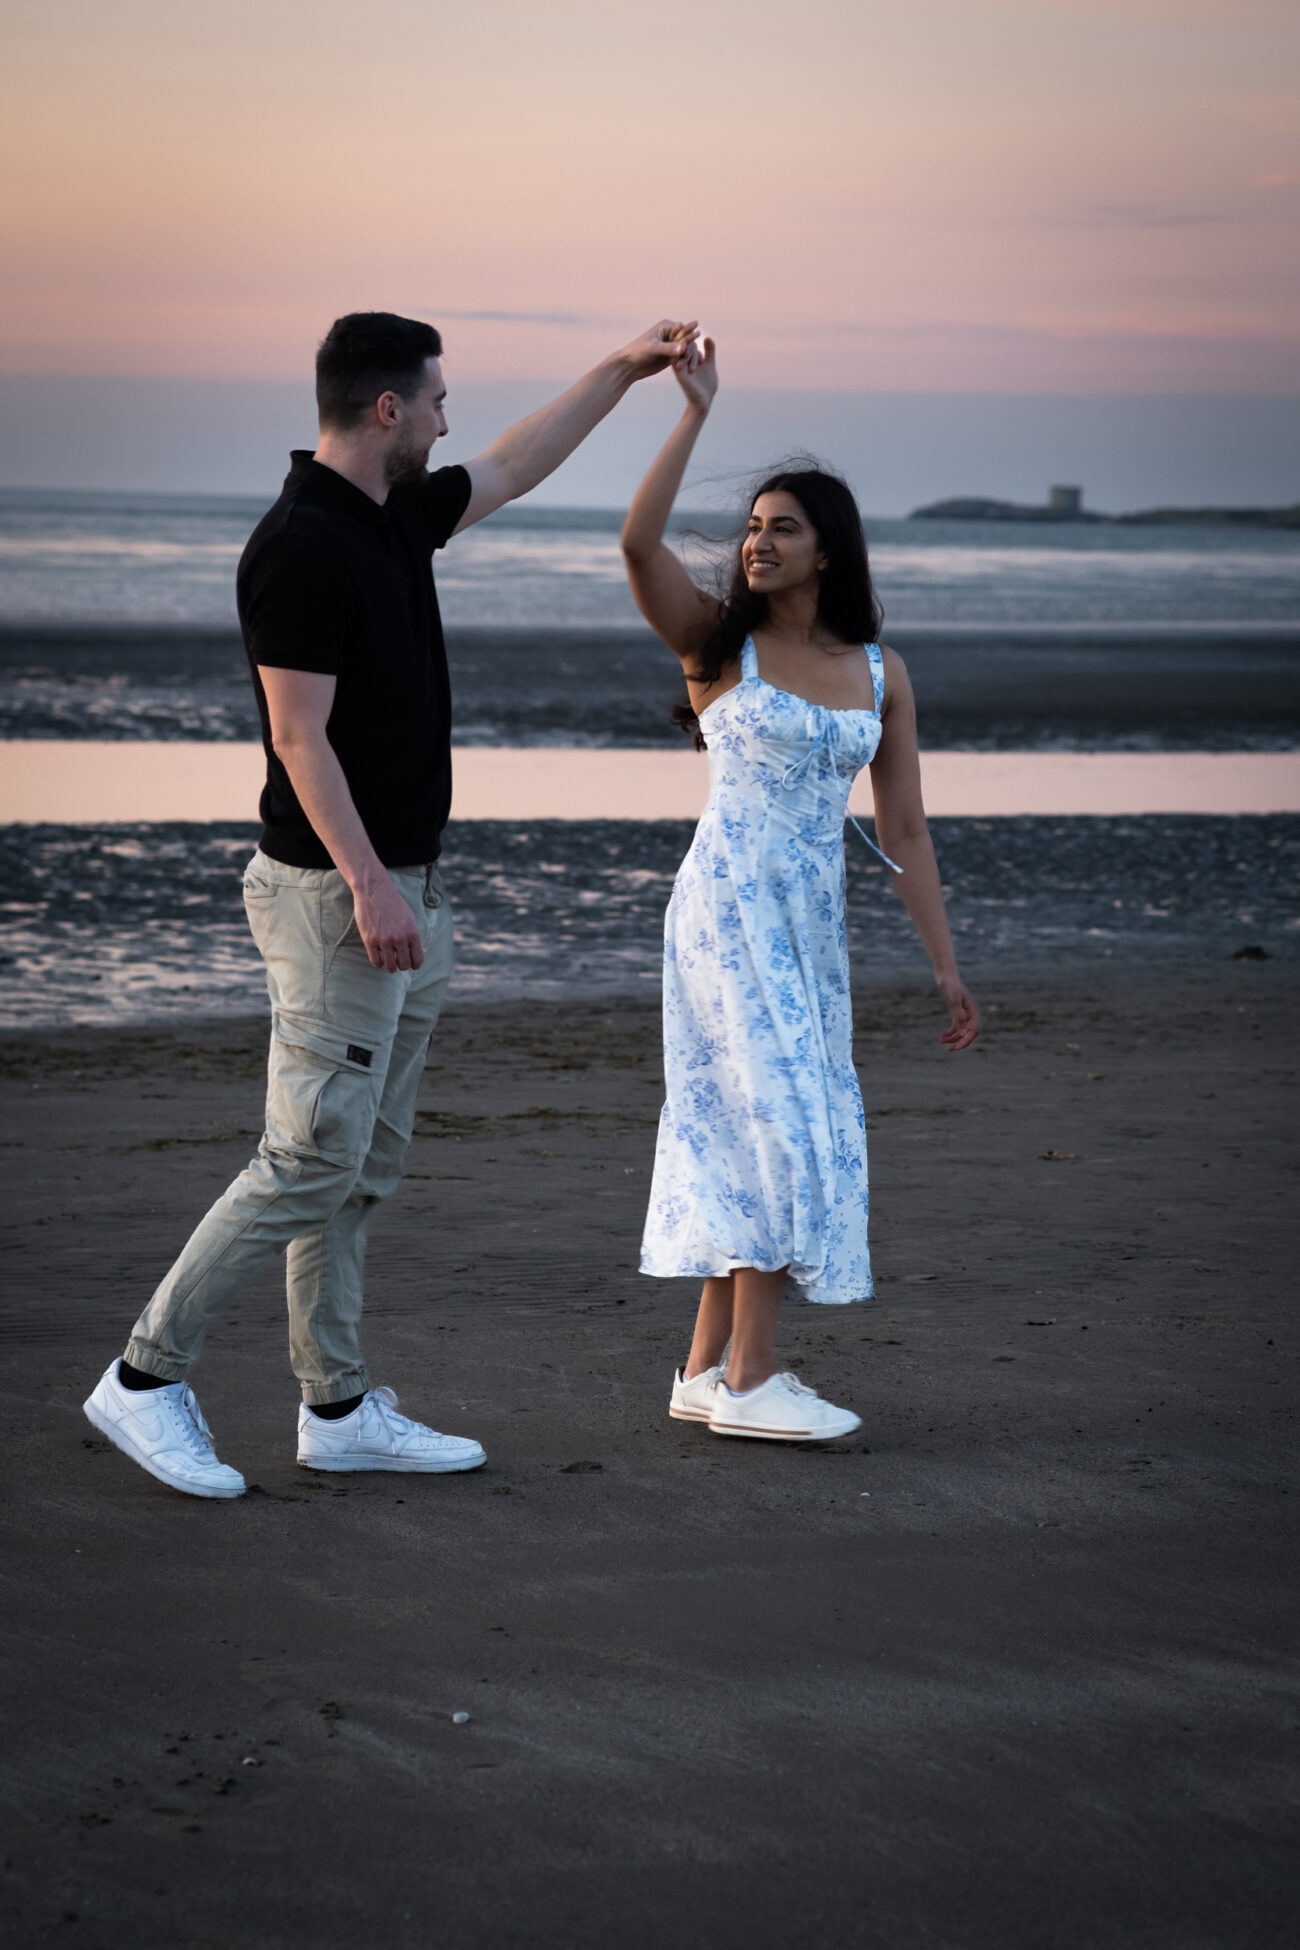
xmin=315 ymin=312 xmax=443 ymax=431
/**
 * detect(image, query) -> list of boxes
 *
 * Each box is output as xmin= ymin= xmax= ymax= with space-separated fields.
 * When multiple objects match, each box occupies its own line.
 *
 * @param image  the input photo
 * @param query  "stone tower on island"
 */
xmin=1048 ymin=486 xmax=1083 ymax=514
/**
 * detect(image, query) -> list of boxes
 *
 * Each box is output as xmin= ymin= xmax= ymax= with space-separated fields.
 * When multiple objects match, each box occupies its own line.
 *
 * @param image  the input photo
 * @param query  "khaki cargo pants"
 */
xmin=125 ymin=850 xmax=453 ymax=1404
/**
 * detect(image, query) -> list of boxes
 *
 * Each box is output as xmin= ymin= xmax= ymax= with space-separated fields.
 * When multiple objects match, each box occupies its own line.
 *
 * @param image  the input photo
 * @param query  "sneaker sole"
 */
xmin=296 ymin=1451 xmax=486 ymax=1474
xmin=708 ymin=1415 xmax=862 ymax=1443
xmin=668 ymin=1404 xmax=711 ymax=1422
xmin=83 ymin=1399 xmax=246 ymax=1500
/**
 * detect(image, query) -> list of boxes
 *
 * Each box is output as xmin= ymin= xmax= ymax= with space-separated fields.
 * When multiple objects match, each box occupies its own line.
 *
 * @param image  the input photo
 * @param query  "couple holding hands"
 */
xmin=84 ymin=312 xmax=978 ymax=1498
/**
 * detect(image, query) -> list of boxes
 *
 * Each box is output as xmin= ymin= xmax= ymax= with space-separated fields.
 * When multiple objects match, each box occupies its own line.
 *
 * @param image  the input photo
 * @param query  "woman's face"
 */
xmin=742 ymin=491 xmax=827 ymax=596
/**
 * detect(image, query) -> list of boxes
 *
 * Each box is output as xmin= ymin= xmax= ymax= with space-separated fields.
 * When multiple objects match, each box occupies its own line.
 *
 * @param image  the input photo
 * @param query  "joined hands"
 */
xmin=616 ymin=321 xmax=717 ymax=412
xmin=618 ymin=319 xmax=701 ymax=378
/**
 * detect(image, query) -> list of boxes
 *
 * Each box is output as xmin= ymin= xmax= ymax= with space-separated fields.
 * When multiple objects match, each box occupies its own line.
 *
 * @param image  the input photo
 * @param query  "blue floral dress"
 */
xmin=641 ymin=636 xmax=894 ymax=1305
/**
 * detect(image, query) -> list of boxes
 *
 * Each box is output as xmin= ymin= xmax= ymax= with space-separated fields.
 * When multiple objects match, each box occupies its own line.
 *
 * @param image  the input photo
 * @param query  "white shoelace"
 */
xmin=365 ymin=1387 xmax=419 ymax=1443
xmin=723 ymin=1371 xmax=818 ymax=1400
xmin=168 ymin=1385 xmax=221 ymax=1461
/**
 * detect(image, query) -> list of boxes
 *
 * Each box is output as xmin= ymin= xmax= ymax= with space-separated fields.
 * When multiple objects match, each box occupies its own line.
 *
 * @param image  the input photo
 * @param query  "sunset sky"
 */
xmin=3 ymin=0 xmax=1298 ymax=395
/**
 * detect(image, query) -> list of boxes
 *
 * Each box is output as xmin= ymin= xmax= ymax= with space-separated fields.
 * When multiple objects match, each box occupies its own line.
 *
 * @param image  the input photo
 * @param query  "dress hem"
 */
xmin=639 ymin=1257 xmax=874 ymax=1306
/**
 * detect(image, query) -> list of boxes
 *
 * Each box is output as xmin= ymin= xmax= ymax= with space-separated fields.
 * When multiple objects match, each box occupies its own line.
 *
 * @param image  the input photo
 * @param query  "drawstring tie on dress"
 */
xmin=780 ymin=726 xmax=903 ymax=874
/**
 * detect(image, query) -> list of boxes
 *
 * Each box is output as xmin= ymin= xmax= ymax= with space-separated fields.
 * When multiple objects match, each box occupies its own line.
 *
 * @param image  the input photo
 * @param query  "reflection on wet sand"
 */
xmin=2 ymin=740 xmax=1298 ymax=824
xmin=0 ymin=812 xmax=1294 ymax=1030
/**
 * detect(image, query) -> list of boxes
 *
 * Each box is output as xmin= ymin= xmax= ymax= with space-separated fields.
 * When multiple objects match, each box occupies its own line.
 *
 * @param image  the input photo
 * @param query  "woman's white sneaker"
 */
xmin=82 ymin=1361 xmax=246 ymax=1499
xmin=297 ymin=1387 xmax=486 ymax=1473
xmin=669 ymin=1363 xmax=723 ymax=1422
xmin=707 ymin=1371 xmax=862 ymax=1443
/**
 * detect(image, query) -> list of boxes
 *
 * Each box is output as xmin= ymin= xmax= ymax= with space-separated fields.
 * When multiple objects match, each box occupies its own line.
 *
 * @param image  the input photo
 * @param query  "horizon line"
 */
xmin=2 ymin=373 xmax=1299 ymax=402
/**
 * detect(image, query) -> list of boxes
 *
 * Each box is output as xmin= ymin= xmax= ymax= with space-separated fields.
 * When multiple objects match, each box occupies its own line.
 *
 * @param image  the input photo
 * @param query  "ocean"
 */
xmin=5 ymin=488 xmax=1300 ymax=632
xmin=2 ymin=489 xmax=1298 ymax=751
xmin=0 ymin=487 xmax=1296 ymax=1027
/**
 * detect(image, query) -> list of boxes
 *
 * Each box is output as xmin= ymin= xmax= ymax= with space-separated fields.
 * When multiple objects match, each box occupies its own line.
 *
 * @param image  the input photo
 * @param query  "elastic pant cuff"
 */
xmin=300 ymin=1372 xmax=370 ymax=1407
xmin=122 ymin=1343 xmax=188 ymax=1384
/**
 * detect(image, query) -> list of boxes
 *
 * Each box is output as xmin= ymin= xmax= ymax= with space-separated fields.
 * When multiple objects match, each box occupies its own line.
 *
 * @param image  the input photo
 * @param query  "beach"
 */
xmin=0 ymin=813 xmax=1296 ymax=1028
xmin=4 ymin=621 xmax=1299 ymax=751
xmin=2 ymin=960 xmax=1296 ymax=1947
xmin=1 ymin=487 xmax=1297 ymax=1945
xmin=6 ymin=0 xmax=1300 ymax=1935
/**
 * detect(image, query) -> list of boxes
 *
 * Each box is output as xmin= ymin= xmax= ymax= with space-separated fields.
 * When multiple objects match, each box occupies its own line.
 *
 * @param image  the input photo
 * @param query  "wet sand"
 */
xmin=1 ymin=965 xmax=1296 ymax=1948
xmin=4 ymin=741 xmax=1300 ymax=823
xmin=4 ymin=623 xmax=1300 ymax=751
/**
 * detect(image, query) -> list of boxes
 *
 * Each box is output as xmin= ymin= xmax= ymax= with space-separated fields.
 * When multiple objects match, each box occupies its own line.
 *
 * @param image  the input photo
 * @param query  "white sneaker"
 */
xmin=669 ymin=1364 xmax=723 ymax=1423
xmin=707 ymin=1371 xmax=862 ymax=1443
xmin=83 ymin=1360 xmax=246 ymax=1499
xmin=297 ymin=1387 xmax=486 ymax=1473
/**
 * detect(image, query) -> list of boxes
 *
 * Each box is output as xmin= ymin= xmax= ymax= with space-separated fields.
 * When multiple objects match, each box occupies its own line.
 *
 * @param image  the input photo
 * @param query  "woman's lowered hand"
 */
xmin=936 ymin=970 xmax=980 ymax=1051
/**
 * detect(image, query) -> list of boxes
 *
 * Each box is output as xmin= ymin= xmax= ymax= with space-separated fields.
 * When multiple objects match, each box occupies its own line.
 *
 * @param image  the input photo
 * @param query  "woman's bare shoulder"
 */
xmin=877 ymin=641 xmax=913 ymax=690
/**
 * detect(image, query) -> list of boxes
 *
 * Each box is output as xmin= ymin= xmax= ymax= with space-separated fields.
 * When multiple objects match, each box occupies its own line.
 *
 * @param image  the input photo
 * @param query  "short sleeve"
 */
xmin=241 ymin=534 xmax=352 ymax=674
xmin=401 ymin=464 xmax=472 ymax=553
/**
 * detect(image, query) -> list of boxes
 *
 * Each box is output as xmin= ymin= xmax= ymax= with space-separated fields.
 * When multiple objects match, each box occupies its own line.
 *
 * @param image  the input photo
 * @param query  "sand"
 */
xmin=1 ymin=964 xmax=1296 ymax=1948
xmin=5 ymin=623 xmax=1300 ymax=752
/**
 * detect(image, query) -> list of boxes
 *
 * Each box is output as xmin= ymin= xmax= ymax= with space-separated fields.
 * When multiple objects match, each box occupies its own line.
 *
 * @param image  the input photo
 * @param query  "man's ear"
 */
xmin=376 ymin=390 xmax=402 ymax=429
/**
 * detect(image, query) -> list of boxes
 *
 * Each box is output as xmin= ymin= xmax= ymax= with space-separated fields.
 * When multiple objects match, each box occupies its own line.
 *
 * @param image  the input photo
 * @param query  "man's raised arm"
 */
xmin=452 ymin=320 xmax=699 ymax=533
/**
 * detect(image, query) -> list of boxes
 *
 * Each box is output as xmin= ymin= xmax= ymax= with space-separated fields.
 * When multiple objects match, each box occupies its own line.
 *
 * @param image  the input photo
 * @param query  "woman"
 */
xmin=621 ymin=337 xmax=979 ymax=1444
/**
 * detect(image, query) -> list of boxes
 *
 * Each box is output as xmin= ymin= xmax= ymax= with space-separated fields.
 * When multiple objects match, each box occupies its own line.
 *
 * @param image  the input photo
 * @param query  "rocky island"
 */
xmin=910 ymin=486 xmax=1300 ymax=529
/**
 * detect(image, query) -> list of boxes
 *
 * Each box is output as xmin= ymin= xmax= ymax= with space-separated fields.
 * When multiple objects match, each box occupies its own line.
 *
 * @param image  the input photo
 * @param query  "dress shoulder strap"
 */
xmin=866 ymin=642 xmax=885 ymax=714
xmin=740 ymin=635 xmax=758 ymax=680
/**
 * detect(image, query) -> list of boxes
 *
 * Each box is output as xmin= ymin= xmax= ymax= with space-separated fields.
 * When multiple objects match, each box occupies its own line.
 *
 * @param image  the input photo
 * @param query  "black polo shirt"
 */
xmin=236 ymin=451 xmax=472 ymax=869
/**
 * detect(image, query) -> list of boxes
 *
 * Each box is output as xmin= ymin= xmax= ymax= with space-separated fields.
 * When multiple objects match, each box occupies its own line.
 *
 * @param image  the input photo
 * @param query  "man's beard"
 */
xmin=384 ymin=438 xmax=431 ymax=489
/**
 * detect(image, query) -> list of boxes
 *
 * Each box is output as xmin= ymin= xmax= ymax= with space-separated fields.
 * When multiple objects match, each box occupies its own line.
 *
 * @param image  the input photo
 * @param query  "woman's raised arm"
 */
xmin=620 ymin=337 xmax=720 ymax=662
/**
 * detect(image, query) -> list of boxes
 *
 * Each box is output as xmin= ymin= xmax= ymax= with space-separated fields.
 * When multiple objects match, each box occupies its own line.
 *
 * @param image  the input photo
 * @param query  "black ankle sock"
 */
xmin=309 ymin=1394 xmax=365 ymax=1421
xmin=118 ymin=1359 xmax=172 ymax=1392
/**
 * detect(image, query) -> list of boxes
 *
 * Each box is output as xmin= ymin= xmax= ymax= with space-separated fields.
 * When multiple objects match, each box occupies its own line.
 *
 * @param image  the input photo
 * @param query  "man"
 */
xmin=84 ymin=310 xmax=699 ymax=1498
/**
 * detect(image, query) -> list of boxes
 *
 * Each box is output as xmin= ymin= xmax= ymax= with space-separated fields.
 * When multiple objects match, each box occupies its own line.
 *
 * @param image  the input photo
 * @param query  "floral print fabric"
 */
xmin=640 ymin=637 xmax=886 ymax=1305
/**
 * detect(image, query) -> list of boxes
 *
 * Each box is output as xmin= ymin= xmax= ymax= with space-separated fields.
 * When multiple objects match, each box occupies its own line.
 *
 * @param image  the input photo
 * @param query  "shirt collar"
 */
xmin=287 ymin=450 xmax=390 ymax=527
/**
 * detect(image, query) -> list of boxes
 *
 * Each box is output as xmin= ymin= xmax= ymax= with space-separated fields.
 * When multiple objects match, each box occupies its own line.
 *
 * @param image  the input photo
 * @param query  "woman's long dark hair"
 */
xmin=672 ymin=461 xmax=885 ymax=745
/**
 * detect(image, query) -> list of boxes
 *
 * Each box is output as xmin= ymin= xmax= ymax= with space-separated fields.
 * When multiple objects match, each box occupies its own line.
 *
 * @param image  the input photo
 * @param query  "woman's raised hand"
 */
xmin=674 ymin=334 xmax=718 ymax=413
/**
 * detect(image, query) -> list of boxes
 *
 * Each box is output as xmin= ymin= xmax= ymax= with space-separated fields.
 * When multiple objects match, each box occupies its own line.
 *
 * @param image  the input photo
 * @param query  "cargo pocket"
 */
xmin=265 ymin=1012 xmax=384 ymax=1168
